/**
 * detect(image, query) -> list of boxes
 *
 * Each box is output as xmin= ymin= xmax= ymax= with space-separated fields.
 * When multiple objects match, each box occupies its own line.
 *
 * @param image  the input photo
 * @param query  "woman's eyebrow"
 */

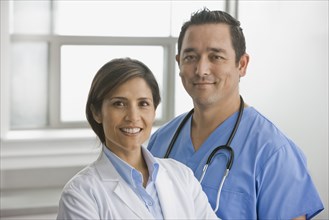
xmin=138 ymin=97 xmax=153 ymax=101
xmin=108 ymin=96 xmax=127 ymax=101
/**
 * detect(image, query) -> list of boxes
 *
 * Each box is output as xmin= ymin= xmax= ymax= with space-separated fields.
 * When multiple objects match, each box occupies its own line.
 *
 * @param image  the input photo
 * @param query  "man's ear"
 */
xmin=238 ymin=53 xmax=250 ymax=77
xmin=91 ymin=105 xmax=102 ymax=124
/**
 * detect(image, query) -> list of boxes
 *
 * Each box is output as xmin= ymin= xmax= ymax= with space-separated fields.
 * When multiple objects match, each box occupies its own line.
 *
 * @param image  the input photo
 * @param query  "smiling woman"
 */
xmin=56 ymin=57 xmax=218 ymax=220
xmin=85 ymin=58 xmax=161 ymax=144
xmin=92 ymin=77 xmax=156 ymax=160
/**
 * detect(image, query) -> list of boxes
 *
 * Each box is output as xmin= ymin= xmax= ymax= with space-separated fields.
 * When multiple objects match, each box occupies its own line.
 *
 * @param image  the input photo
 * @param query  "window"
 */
xmin=60 ymin=45 xmax=164 ymax=123
xmin=7 ymin=0 xmax=228 ymax=130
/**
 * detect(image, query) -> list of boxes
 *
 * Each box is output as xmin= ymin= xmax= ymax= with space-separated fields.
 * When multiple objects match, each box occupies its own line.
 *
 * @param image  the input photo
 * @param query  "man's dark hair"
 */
xmin=177 ymin=8 xmax=246 ymax=64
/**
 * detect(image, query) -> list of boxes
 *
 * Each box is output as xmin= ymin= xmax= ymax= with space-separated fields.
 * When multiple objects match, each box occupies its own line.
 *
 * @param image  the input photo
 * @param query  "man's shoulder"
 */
xmin=245 ymin=107 xmax=299 ymax=151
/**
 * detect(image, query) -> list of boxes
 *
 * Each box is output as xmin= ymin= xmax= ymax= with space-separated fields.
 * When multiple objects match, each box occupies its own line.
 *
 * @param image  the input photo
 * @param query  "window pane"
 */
xmin=54 ymin=1 xmax=225 ymax=37
xmin=11 ymin=0 xmax=51 ymax=34
xmin=10 ymin=42 xmax=49 ymax=129
xmin=60 ymin=45 xmax=164 ymax=122
xmin=171 ymin=0 xmax=226 ymax=36
xmin=175 ymin=62 xmax=193 ymax=116
xmin=54 ymin=1 xmax=171 ymax=36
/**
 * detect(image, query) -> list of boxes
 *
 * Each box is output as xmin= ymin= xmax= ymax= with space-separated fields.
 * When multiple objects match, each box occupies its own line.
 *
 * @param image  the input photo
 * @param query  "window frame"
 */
xmin=2 ymin=0 xmax=237 ymax=134
xmin=10 ymin=35 xmax=178 ymax=129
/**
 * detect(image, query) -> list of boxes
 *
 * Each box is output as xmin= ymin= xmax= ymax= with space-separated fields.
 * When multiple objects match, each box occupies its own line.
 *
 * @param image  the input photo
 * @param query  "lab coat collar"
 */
xmin=94 ymin=151 xmax=154 ymax=219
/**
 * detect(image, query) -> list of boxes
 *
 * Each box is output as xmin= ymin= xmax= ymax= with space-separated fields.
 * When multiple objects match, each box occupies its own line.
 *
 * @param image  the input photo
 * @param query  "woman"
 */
xmin=57 ymin=58 xmax=218 ymax=220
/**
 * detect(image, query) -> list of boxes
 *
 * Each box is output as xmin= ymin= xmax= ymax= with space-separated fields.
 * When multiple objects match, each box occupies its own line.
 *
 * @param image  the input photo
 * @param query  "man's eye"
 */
xmin=211 ymin=54 xmax=224 ymax=61
xmin=183 ymin=55 xmax=196 ymax=62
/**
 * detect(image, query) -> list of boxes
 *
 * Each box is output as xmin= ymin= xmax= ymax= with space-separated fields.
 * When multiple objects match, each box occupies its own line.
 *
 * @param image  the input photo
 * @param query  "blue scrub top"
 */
xmin=148 ymin=107 xmax=324 ymax=219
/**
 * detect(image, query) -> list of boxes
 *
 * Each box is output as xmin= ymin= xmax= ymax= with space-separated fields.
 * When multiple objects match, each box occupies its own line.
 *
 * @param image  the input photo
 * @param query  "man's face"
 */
xmin=176 ymin=23 xmax=248 ymax=108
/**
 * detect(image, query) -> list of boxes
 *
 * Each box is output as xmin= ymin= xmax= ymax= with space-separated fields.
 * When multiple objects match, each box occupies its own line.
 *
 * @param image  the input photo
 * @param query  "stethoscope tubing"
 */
xmin=163 ymin=96 xmax=244 ymax=212
xmin=164 ymin=108 xmax=194 ymax=158
xmin=165 ymin=96 xmax=244 ymax=164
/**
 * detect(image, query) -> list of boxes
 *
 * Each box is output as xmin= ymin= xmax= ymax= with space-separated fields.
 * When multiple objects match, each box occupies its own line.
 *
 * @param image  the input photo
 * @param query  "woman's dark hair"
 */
xmin=177 ymin=8 xmax=246 ymax=64
xmin=86 ymin=57 xmax=161 ymax=143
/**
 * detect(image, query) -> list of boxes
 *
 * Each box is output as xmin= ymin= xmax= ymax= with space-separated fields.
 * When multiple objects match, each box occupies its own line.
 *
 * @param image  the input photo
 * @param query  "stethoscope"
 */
xmin=164 ymin=96 xmax=244 ymax=212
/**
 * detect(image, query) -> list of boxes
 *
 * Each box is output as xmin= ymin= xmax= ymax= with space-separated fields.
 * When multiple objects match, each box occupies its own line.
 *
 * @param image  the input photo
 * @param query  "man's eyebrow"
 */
xmin=207 ymin=47 xmax=227 ymax=53
xmin=182 ymin=48 xmax=197 ymax=54
xmin=182 ymin=47 xmax=227 ymax=54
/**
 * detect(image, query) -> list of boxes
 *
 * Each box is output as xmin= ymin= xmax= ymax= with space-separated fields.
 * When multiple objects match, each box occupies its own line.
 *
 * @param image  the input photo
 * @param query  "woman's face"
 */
xmin=93 ymin=77 xmax=155 ymax=157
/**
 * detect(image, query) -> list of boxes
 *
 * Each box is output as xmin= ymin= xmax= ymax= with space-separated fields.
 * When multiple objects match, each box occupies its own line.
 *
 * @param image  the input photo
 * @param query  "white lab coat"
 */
xmin=57 ymin=151 xmax=218 ymax=220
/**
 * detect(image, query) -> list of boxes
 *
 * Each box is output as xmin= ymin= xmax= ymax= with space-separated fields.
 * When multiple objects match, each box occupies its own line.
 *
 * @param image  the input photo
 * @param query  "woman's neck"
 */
xmin=111 ymin=147 xmax=150 ymax=188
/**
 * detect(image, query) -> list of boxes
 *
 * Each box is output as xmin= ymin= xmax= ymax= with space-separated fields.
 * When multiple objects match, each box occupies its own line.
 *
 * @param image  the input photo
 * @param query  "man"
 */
xmin=148 ymin=8 xmax=323 ymax=219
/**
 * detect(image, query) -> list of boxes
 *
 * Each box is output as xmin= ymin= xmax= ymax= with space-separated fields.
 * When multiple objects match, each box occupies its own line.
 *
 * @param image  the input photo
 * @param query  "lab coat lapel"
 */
xmin=155 ymin=165 xmax=180 ymax=219
xmin=95 ymin=151 xmax=154 ymax=220
xmin=113 ymin=182 xmax=154 ymax=219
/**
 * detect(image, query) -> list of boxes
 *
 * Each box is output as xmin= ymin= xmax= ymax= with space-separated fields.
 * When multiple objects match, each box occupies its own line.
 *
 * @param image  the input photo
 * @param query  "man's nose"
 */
xmin=195 ymin=57 xmax=210 ymax=76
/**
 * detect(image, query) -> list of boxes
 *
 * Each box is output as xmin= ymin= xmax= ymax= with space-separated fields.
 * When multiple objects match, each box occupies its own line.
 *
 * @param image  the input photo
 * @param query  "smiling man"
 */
xmin=148 ymin=8 xmax=324 ymax=219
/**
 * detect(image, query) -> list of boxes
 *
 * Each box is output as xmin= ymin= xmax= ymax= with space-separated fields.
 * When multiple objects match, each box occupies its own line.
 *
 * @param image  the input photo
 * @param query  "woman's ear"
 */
xmin=175 ymin=54 xmax=180 ymax=66
xmin=91 ymin=104 xmax=102 ymax=124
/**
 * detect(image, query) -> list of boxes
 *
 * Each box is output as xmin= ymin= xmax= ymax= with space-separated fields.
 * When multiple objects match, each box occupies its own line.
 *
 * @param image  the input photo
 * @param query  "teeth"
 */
xmin=121 ymin=128 xmax=141 ymax=134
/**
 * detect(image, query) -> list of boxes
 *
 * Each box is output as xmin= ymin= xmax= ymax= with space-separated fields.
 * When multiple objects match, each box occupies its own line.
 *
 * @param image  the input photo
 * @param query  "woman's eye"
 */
xmin=113 ymin=101 xmax=124 ymax=107
xmin=140 ymin=101 xmax=150 ymax=107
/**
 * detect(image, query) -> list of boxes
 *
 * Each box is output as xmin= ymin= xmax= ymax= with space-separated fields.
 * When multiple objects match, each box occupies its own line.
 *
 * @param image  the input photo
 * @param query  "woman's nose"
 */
xmin=124 ymin=106 xmax=141 ymax=122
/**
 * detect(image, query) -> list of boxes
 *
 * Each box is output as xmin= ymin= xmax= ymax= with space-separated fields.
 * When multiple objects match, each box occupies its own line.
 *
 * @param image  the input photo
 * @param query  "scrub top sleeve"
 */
xmin=256 ymin=144 xmax=324 ymax=219
xmin=57 ymin=188 xmax=100 ymax=220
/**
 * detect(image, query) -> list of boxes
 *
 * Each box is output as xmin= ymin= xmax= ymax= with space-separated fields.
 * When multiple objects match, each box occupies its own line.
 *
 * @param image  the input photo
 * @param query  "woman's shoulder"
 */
xmin=156 ymin=157 xmax=185 ymax=166
xmin=156 ymin=157 xmax=193 ymax=177
xmin=62 ymin=163 xmax=100 ymax=192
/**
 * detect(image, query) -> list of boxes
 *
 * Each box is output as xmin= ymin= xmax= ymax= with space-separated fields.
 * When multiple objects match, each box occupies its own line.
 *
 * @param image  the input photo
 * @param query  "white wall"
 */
xmin=239 ymin=1 xmax=328 ymax=218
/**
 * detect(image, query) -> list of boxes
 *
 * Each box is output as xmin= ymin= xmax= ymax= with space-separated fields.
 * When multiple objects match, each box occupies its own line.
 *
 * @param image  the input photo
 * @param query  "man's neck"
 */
xmin=190 ymin=97 xmax=242 ymax=151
